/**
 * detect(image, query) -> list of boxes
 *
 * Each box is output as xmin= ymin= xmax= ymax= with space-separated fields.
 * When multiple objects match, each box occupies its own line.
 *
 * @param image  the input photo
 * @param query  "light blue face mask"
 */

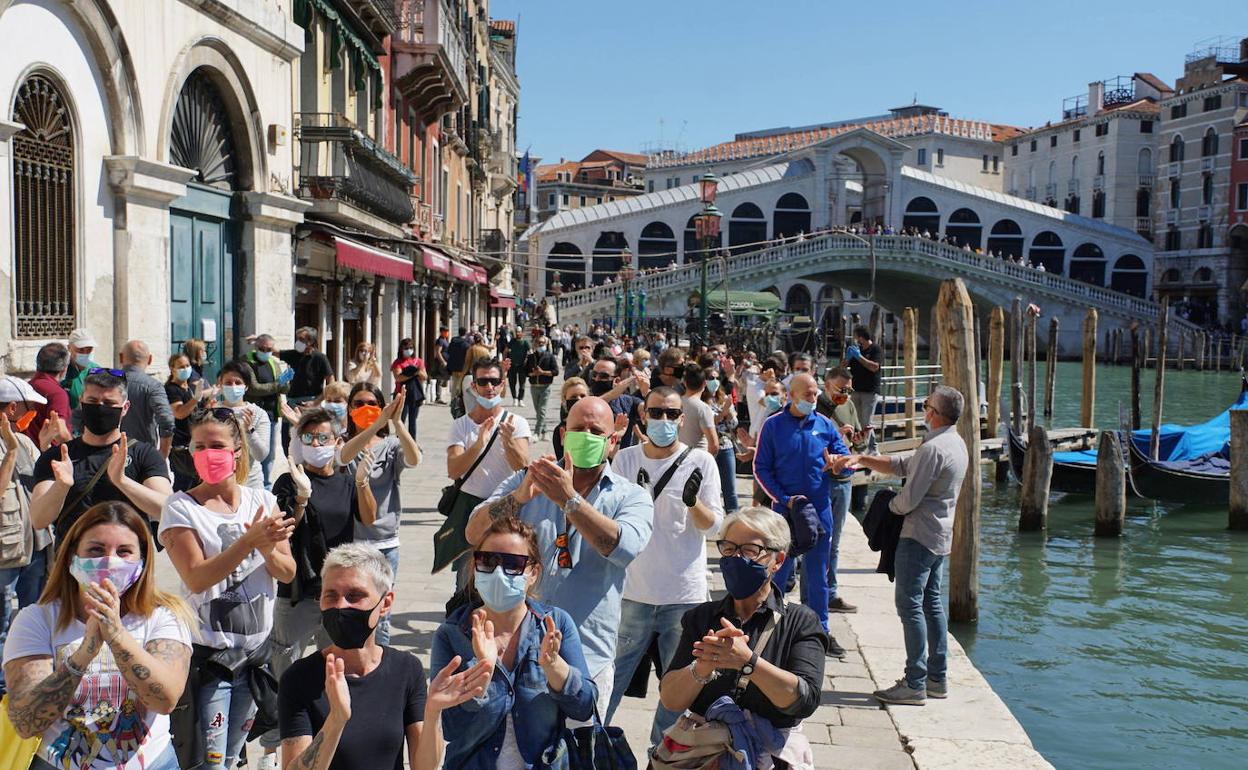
xmin=705 ymin=378 xmax=721 ymax=394
xmin=175 ymin=367 xmax=192 ymax=382
xmin=475 ymin=394 xmax=501 ymax=410
xmin=646 ymin=419 xmax=679 ymax=447
xmin=475 ymin=566 xmax=528 ymax=612
xmin=764 ymin=395 xmax=782 ymax=412
xmin=222 ymin=384 xmax=247 ymax=404
xmin=255 ymin=350 xmax=272 ymax=362
xmin=324 ymin=401 xmax=347 ymax=418
xmin=794 ymin=398 xmax=816 ymax=416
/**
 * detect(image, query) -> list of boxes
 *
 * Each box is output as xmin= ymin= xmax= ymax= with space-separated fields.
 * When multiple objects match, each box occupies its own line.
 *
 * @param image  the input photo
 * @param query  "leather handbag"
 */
xmin=540 ymin=704 xmax=636 ymax=770
xmin=648 ymin=713 xmax=734 ymax=770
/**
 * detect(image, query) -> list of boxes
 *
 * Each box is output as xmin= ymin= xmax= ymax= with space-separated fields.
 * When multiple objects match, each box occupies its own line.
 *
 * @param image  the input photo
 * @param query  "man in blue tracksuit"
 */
xmin=753 ymin=372 xmax=852 ymax=658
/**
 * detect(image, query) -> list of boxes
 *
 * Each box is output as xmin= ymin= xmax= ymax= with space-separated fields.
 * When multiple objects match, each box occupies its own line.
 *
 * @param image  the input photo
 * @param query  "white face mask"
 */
xmin=402 ymin=348 xmax=415 ymax=358
xmin=303 ymin=443 xmax=337 ymax=468
xmin=294 ymin=340 xmax=308 ymax=354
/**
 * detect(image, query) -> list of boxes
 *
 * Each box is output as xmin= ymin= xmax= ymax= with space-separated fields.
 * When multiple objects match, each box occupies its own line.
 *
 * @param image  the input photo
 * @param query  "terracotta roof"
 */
xmin=646 ymin=114 xmax=1020 ymax=169
xmin=490 ymin=19 xmax=515 ymax=34
xmin=535 ymin=161 xmax=581 ymax=183
xmin=582 ymin=149 xmax=649 ymax=166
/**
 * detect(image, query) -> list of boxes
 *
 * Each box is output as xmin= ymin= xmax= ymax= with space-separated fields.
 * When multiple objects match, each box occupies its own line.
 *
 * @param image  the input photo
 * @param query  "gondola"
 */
xmin=1126 ymin=434 xmax=1231 ymax=504
xmin=1007 ymin=428 xmax=1105 ymax=495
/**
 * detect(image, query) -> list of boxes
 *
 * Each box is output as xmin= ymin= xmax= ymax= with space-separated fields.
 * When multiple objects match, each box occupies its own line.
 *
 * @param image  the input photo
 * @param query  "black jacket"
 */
xmin=862 ymin=489 xmax=903 ymax=581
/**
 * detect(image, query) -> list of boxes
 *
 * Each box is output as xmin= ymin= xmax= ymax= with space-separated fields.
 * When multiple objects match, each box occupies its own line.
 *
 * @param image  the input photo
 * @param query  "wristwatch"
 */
xmin=562 ymin=493 xmax=584 ymax=517
xmin=741 ymin=651 xmax=759 ymax=676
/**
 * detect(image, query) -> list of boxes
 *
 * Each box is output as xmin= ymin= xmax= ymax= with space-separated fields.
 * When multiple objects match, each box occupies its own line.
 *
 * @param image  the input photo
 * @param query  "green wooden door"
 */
xmin=170 ymin=185 xmax=235 ymax=381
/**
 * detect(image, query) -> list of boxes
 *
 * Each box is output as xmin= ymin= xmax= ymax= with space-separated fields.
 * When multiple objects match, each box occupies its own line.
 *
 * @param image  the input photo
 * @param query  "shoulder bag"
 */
xmin=540 ymin=703 xmax=636 ymax=770
xmin=437 ymin=413 xmax=506 ymax=517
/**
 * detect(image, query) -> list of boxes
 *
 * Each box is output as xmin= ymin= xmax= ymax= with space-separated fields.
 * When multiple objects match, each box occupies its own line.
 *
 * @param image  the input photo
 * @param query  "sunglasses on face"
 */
xmin=715 ymin=539 xmax=777 ymax=562
xmin=646 ymin=407 xmax=682 ymax=421
xmin=474 ymin=550 xmax=530 ymax=576
xmin=299 ymin=432 xmax=334 ymax=446
xmin=475 ymin=377 xmax=503 ymax=388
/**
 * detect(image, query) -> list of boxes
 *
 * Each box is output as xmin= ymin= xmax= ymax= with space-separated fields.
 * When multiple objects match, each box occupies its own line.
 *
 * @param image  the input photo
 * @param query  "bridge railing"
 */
xmin=555 ymin=233 xmax=1164 ymax=320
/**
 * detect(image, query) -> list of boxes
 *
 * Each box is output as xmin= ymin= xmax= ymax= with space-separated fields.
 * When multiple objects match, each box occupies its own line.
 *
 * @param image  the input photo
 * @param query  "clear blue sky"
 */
xmin=490 ymin=0 xmax=1247 ymax=165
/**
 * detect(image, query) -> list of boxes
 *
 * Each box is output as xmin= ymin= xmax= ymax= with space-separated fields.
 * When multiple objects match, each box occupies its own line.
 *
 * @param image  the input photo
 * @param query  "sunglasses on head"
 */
xmin=473 ymin=551 xmax=531 ymax=577
xmin=475 ymin=377 xmax=503 ymax=388
xmin=88 ymin=367 xmax=128 ymax=381
xmin=646 ymin=407 xmax=682 ymax=421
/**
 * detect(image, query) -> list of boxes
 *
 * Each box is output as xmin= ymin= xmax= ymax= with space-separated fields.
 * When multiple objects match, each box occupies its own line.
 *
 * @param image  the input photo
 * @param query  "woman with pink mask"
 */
xmin=158 ymin=408 xmax=296 ymax=770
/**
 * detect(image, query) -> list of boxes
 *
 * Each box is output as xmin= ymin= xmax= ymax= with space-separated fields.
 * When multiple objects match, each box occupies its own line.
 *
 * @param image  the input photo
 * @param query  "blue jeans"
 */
xmin=774 ymin=504 xmax=834 ymax=632
xmin=894 ymin=537 xmax=948 ymax=690
xmin=260 ymin=417 xmax=279 ymax=489
xmin=715 ymin=444 xmax=739 ymax=513
xmin=608 ymin=599 xmax=698 ymax=747
xmin=0 ymin=547 xmax=49 ymax=694
xmin=826 ymin=481 xmax=850 ymax=600
xmin=375 ymin=546 xmax=400 ymax=645
xmin=197 ymin=667 xmax=256 ymax=770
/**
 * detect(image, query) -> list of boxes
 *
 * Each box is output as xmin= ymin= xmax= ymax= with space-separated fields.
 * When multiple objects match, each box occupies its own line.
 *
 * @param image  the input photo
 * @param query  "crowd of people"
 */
xmin=0 ymin=316 xmax=970 ymax=769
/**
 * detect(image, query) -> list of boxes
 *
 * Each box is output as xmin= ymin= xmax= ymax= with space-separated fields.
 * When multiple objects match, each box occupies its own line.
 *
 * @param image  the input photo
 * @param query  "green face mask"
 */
xmin=563 ymin=430 xmax=609 ymax=469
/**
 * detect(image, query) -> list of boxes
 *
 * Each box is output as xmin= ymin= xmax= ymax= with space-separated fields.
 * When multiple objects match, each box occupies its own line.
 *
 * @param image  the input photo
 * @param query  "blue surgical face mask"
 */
xmin=476 ymin=394 xmax=502 ymax=410
xmin=74 ymin=352 xmax=92 ymax=369
xmin=175 ymin=367 xmax=192 ymax=382
xmin=706 ymin=378 xmax=721 ymax=394
xmin=764 ymin=395 xmax=782 ymax=412
xmin=324 ymin=401 xmax=347 ymax=418
xmin=222 ymin=384 xmax=247 ymax=404
xmin=475 ymin=566 xmax=528 ymax=612
xmin=255 ymin=350 xmax=272 ymax=362
xmin=795 ymin=398 xmax=816 ymax=416
xmin=646 ymin=419 xmax=679 ymax=447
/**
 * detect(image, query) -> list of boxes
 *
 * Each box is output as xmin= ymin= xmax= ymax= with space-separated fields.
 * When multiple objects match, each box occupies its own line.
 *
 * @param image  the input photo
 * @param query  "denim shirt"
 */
xmin=485 ymin=466 xmax=654 ymax=676
xmin=431 ymin=600 xmax=596 ymax=769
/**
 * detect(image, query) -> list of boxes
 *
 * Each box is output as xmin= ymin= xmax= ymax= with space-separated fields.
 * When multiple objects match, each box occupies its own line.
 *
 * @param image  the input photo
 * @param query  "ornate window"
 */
xmin=12 ymin=74 xmax=75 ymax=337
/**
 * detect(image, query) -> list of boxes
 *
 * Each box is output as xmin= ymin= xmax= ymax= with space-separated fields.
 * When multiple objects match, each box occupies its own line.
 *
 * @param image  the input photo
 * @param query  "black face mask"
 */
xmin=589 ymin=380 xmax=613 ymax=397
xmin=81 ymin=402 xmax=123 ymax=436
xmin=322 ymin=597 xmax=383 ymax=650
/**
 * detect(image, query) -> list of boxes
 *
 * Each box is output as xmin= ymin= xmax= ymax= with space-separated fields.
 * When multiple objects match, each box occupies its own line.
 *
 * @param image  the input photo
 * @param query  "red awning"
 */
xmin=471 ymin=266 xmax=489 ymax=284
xmin=335 ymin=238 xmax=412 ymax=281
xmin=449 ymin=261 xmax=475 ymax=282
xmin=421 ymin=248 xmax=451 ymax=275
xmin=490 ymin=296 xmax=516 ymax=309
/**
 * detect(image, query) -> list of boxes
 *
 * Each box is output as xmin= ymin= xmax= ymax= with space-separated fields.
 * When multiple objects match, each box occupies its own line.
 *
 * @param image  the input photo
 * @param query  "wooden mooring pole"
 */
xmin=1197 ymin=331 xmax=1206 ymax=371
xmin=1081 ymin=308 xmax=1098 ymax=429
xmin=1177 ymin=330 xmax=1186 ymax=371
xmin=1044 ymin=317 xmax=1058 ymax=422
xmin=1130 ymin=321 xmax=1142 ymax=431
xmin=1019 ymin=423 xmax=1052 ymax=531
xmin=939 ymin=279 xmax=982 ymax=623
xmin=1151 ymin=297 xmax=1169 ymax=460
xmin=1094 ymin=430 xmax=1126 ymax=537
xmin=1231 ymin=410 xmax=1248 ymax=530
xmin=987 ymin=308 xmax=1004 ymax=440
xmin=1026 ymin=311 xmax=1038 ymax=433
xmin=928 ymin=305 xmax=940 ymax=366
xmin=903 ymin=307 xmax=917 ymax=439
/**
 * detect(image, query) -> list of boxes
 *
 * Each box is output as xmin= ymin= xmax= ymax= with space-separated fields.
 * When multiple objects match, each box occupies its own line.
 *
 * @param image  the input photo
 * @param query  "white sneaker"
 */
xmin=256 ymin=753 xmax=279 ymax=770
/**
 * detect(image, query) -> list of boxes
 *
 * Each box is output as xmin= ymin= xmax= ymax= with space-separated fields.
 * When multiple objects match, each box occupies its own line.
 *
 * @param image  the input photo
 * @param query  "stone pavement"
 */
xmin=159 ymin=390 xmax=1053 ymax=768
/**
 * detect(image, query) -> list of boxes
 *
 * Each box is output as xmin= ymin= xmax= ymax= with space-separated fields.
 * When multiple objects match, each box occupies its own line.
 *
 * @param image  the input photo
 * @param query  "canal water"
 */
xmin=953 ymin=361 xmax=1248 ymax=770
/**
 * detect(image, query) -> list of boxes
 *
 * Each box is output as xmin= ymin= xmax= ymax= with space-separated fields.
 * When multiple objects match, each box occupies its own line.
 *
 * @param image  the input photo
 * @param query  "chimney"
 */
xmin=1088 ymin=81 xmax=1105 ymax=114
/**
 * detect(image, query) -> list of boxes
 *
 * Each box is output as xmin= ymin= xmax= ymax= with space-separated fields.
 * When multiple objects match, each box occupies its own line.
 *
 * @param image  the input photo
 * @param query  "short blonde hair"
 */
xmin=720 ymin=506 xmax=791 ymax=553
xmin=561 ymin=376 xmax=587 ymax=399
xmin=321 ymin=381 xmax=351 ymax=402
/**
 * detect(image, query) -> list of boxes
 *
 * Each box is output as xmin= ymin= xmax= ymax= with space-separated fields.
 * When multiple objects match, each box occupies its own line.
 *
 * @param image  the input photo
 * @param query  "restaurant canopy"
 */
xmin=690 ymin=289 xmax=781 ymax=316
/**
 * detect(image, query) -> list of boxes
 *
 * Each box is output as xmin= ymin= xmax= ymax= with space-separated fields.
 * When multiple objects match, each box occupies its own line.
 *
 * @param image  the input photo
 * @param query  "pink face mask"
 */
xmin=193 ymin=447 xmax=237 ymax=484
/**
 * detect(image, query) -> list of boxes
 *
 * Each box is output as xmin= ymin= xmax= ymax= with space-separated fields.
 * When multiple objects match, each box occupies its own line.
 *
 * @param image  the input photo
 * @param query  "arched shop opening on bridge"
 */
xmin=986 ymin=219 xmax=1024 ymax=259
xmin=638 ymin=221 xmax=678 ymax=271
xmin=1110 ymin=254 xmax=1148 ymax=297
xmin=1069 ymin=243 xmax=1107 ymax=286
xmin=547 ymin=242 xmax=584 ymax=293
xmin=785 ymin=284 xmax=813 ymax=316
xmin=684 ymin=213 xmax=722 ymax=262
xmin=945 ymin=208 xmax=982 ymax=249
xmin=1029 ymin=231 xmax=1065 ymax=274
xmin=902 ymin=196 xmax=940 ymax=233
xmin=773 ymin=193 xmax=812 ymax=238
xmin=592 ymin=231 xmax=628 ymax=285
xmin=729 ymin=202 xmax=768 ymax=254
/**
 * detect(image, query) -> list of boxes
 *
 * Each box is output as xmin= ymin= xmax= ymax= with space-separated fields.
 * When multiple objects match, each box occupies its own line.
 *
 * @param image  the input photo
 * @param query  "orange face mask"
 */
xmin=14 ymin=409 xmax=36 ymax=432
xmin=830 ymin=393 xmax=849 ymax=406
xmin=350 ymin=405 xmax=382 ymax=431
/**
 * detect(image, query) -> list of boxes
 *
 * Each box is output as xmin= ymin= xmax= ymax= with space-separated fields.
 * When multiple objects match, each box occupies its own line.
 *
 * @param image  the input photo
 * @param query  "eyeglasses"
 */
xmin=646 ymin=407 xmax=682 ymax=421
xmin=88 ymin=367 xmax=127 ymax=381
xmin=299 ymin=432 xmax=334 ymax=446
xmin=716 ymin=540 xmax=778 ymax=562
xmin=475 ymin=377 xmax=502 ymax=388
xmin=473 ymin=550 xmax=531 ymax=577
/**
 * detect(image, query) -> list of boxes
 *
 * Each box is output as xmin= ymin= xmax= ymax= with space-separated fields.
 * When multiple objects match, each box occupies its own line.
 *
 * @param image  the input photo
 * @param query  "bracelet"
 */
xmin=64 ymin=655 xmax=89 ymax=677
xmin=688 ymin=661 xmax=720 ymax=686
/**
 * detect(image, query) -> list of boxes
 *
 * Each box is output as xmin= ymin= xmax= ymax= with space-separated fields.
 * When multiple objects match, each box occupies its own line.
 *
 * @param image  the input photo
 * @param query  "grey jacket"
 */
xmin=887 ymin=424 xmax=969 ymax=555
xmin=121 ymin=366 xmax=176 ymax=446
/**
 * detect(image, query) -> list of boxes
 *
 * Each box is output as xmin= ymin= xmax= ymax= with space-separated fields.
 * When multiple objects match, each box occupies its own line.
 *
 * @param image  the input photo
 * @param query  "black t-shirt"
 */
xmin=279 ymin=647 xmax=427 ymax=770
xmin=273 ymin=470 xmax=358 ymax=601
xmin=279 ymin=350 xmax=334 ymax=400
xmin=446 ymin=336 xmax=470 ymax=373
xmin=849 ymin=342 xmax=883 ymax=393
xmin=609 ymin=394 xmax=643 ymax=450
xmin=525 ymin=351 xmax=558 ymax=385
xmin=434 ymin=337 xmax=449 ymax=367
xmin=31 ymin=437 xmax=169 ymax=535
xmin=164 ymin=382 xmax=194 ymax=446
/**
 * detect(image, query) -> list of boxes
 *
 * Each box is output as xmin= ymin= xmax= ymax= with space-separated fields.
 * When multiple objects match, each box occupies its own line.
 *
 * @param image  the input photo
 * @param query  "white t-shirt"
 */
xmin=158 ymin=486 xmax=279 ymax=652
xmin=743 ymin=372 xmax=765 ymax=437
xmin=2 ymin=600 xmax=191 ymax=770
xmin=612 ymin=444 xmax=724 ymax=606
xmin=448 ymin=411 xmax=531 ymax=499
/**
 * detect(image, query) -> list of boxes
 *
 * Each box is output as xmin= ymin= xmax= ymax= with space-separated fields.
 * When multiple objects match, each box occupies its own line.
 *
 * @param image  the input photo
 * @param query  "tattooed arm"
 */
xmin=464 ymin=470 xmax=535 ymax=546
xmin=3 ymin=635 xmax=99 ymax=739
xmin=281 ymin=654 xmax=351 ymax=770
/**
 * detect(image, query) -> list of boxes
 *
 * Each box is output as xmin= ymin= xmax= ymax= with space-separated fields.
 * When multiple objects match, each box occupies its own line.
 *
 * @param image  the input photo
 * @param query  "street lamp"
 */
xmin=694 ymin=173 xmax=721 ymax=344
xmin=618 ymin=254 xmax=636 ymax=336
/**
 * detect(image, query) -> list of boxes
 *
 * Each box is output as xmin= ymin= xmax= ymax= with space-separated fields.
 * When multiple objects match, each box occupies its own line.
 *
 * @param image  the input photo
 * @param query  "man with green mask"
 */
xmin=466 ymin=396 xmax=654 ymax=717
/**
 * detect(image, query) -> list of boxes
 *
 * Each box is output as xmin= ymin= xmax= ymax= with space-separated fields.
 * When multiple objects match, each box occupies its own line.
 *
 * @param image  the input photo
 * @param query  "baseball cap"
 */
xmin=68 ymin=328 xmax=98 ymax=348
xmin=0 ymin=375 xmax=48 ymax=405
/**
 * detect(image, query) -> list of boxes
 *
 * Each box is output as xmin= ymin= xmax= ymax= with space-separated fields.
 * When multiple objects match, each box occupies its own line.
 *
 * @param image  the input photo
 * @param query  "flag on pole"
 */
xmin=519 ymin=151 xmax=530 ymax=192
